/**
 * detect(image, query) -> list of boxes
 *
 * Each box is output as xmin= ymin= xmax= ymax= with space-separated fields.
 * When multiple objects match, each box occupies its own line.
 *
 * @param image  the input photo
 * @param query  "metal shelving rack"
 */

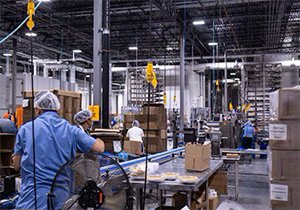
xmin=127 ymin=67 xmax=164 ymax=106
xmin=244 ymin=63 xmax=281 ymax=138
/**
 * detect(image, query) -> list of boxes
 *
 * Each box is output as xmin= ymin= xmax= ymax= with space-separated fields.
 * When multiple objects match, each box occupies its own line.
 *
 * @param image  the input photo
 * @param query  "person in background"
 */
xmin=74 ymin=109 xmax=93 ymax=135
xmin=242 ymin=120 xmax=256 ymax=149
xmin=127 ymin=120 xmax=144 ymax=143
xmin=2 ymin=109 xmax=15 ymax=123
xmin=12 ymin=91 xmax=105 ymax=209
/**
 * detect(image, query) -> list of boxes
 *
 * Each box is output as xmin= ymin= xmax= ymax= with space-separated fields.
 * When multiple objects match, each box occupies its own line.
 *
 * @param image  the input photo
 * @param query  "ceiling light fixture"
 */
xmin=3 ymin=52 xmax=12 ymax=57
xmin=73 ymin=49 xmax=82 ymax=53
xmin=86 ymin=75 xmax=91 ymax=78
xmin=129 ymin=46 xmax=138 ymax=50
xmin=166 ymin=47 xmax=173 ymax=51
xmin=230 ymin=72 xmax=237 ymax=76
xmin=193 ymin=20 xmax=205 ymax=25
xmin=208 ymin=42 xmax=218 ymax=46
xmin=38 ymin=0 xmax=51 ymax=2
xmin=25 ymin=32 xmax=37 ymax=37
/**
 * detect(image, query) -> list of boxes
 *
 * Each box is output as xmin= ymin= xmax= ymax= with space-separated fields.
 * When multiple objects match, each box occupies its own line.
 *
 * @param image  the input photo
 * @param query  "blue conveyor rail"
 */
xmin=100 ymin=147 xmax=185 ymax=174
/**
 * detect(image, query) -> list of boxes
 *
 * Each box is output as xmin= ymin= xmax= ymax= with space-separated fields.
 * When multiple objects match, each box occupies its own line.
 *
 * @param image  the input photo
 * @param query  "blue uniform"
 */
xmin=14 ymin=111 xmax=96 ymax=209
xmin=243 ymin=124 xmax=255 ymax=139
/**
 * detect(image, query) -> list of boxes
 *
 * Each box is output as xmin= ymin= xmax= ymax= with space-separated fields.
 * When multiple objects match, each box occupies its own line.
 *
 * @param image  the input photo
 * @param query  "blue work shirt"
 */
xmin=14 ymin=111 xmax=96 ymax=209
xmin=243 ymin=124 xmax=255 ymax=139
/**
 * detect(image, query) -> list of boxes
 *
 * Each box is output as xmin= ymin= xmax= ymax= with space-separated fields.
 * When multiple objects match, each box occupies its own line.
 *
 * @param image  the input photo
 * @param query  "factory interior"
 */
xmin=0 ymin=0 xmax=300 ymax=209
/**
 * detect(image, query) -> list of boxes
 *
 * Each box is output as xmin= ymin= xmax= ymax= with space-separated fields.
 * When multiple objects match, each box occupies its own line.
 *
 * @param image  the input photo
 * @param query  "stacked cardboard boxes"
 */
xmin=91 ymin=129 xmax=123 ymax=153
xmin=23 ymin=90 xmax=82 ymax=124
xmin=123 ymin=104 xmax=167 ymax=153
xmin=268 ymin=87 xmax=300 ymax=210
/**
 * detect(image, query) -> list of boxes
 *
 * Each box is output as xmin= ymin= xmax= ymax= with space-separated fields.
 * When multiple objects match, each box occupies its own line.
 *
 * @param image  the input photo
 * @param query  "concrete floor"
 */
xmin=136 ymin=158 xmax=270 ymax=210
xmin=224 ymin=158 xmax=270 ymax=210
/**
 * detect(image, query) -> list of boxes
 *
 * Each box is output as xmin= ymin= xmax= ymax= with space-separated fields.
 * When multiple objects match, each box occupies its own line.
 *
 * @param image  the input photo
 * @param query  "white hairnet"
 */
xmin=132 ymin=120 xmax=140 ymax=127
xmin=74 ymin=110 xmax=92 ymax=124
xmin=34 ymin=91 xmax=61 ymax=110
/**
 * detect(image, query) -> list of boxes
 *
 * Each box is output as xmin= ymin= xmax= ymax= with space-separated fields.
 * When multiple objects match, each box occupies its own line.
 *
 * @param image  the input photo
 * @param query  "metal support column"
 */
xmin=241 ymin=66 xmax=245 ymax=106
xmin=93 ymin=0 xmax=103 ymax=127
xmin=102 ymin=0 xmax=110 ymax=128
xmin=43 ymin=66 xmax=48 ymax=78
xmin=89 ymin=73 xmax=92 ymax=105
xmin=208 ymin=70 xmax=211 ymax=113
xmin=180 ymin=31 xmax=185 ymax=131
xmin=12 ymin=39 xmax=17 ymax=113
xmin=224 ymin=50 xmax=228 ymax=115
xmin=33 ymin=61 xmax=37 ymax=76
xmin=5 ymin=56 xmax=10 ymax=76
xmin=262 ymin=56 xmax=266 ymax=135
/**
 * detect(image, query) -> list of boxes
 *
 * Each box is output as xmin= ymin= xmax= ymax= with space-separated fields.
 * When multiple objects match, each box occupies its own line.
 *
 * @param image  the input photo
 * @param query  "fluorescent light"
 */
xmin=129 ymin=46 xmax=138 ymax=50
xmin=86 ymin=75 xmax=90 ymax=78
xmin=73 ymin=49 xmax=82 ymax=53
xmin=230 ymin=72 xmax=236 ymax=76
xmin=38 ymin=0 xmax=51 ymax=2
xmin=25 ymin=32 xmax=37 ymax=37
xmin=208 ymin=42 xmax=218 ymax=46
xmin=166 ymin=47 xmax=173 ymax=51
xmin=193 ymin=20 xmax=205 ymax=25
xmin=3 ymin=53 xmax=12 ymax=57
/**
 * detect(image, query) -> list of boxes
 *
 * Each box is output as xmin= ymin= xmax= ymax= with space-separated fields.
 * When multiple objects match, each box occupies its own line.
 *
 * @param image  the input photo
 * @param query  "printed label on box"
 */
xmin=269 ymin=124 xmax=287 ymax=140
xmin=270 ymin=184 xmax=288 ymax=201
xmin=0 ymin=178 xmax=4 ymax=193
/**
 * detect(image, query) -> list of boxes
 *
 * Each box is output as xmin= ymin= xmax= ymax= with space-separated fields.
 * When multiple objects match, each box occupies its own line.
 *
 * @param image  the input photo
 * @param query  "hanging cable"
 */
xmin=142 ymin=0 xmax=153 ymax=209
xmin=30 ymin=34 xmax=37 ymax=210
xmin=0 ymin=1 xmax=42 ymax=44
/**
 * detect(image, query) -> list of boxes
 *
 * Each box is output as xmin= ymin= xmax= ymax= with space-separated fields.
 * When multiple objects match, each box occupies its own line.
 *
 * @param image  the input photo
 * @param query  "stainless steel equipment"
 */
xmin=210 ymin=131 xmax=222 ymax=157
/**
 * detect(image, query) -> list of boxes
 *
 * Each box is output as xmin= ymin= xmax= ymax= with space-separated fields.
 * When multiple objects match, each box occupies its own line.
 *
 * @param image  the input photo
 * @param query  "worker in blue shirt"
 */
xmin=242 ymin=121 xmax=256 ymax=149
xmin=74 ymin=109 xmax=93 ymax=135
xmin=12 ymin=91 xmax=105 ymax=209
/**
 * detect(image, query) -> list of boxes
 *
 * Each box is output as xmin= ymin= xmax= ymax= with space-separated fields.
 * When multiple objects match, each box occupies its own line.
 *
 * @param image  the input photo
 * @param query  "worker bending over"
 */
xmin=74 ymin=109 xmax=93 ymax=135
xmin=12 ymin=91 xmax=105 ymax=209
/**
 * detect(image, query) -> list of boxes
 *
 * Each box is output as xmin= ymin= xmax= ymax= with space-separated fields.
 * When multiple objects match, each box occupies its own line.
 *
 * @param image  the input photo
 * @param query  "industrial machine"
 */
xmin=210 ymin=131 xmax=222 ymax=157
xmin=190 ymin=107 xmax=210 ymax=127
xmin=47 ymin=153 xmax=133 ymax=210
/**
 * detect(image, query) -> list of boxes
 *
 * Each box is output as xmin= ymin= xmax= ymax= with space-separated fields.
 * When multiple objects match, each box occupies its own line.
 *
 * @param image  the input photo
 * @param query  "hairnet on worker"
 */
xmin=34 ymin=91 xmax=60 ymax=110
xmin=74 ymin=110 xmax=92 ymax=124
xmin=132 ymin=120 xmax=140 ymax=127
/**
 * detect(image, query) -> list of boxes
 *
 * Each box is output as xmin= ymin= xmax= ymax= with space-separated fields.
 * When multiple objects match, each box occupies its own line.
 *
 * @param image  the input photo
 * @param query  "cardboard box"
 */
xmin=185 ymin=143 xmax=211 ymax=171
xmin=209 ymin=171 xmax=228 ymax=194
xmin=123 ymin=114 xmax=144 ymax=123
xmin=144 ymin=130 xmax=167 ymax=139
xmin=123 ymin=141 xmax=143 ymax=155
xmin=270 ymin=87 xmax=300 ymax=120
xmin=209 ymin=195 xmax=219 ymax=210
xmin=140 ymin=122 xmax=159 ymax=130
xmin=142 ymin=104 xmax=165 ymax=115
xmin=123 ymin=114 xmax=136 ymax=122
xmin=269 ymin=120 xmax=300 ymax=150
xmin=270 ymin=179 xmax=300 ymax=210
xmin=268 ymin=150 xmax=300 ymax=180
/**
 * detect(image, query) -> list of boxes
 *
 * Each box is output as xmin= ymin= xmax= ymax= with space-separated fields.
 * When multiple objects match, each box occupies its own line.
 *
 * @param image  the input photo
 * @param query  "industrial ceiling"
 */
xmin=0 ymin=0 xmax=299 ymax=68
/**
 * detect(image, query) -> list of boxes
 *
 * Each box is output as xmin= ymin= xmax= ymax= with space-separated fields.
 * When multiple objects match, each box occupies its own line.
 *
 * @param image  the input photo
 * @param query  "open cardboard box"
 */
xmin=185 ymin=142 xmax=211 ymax=172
